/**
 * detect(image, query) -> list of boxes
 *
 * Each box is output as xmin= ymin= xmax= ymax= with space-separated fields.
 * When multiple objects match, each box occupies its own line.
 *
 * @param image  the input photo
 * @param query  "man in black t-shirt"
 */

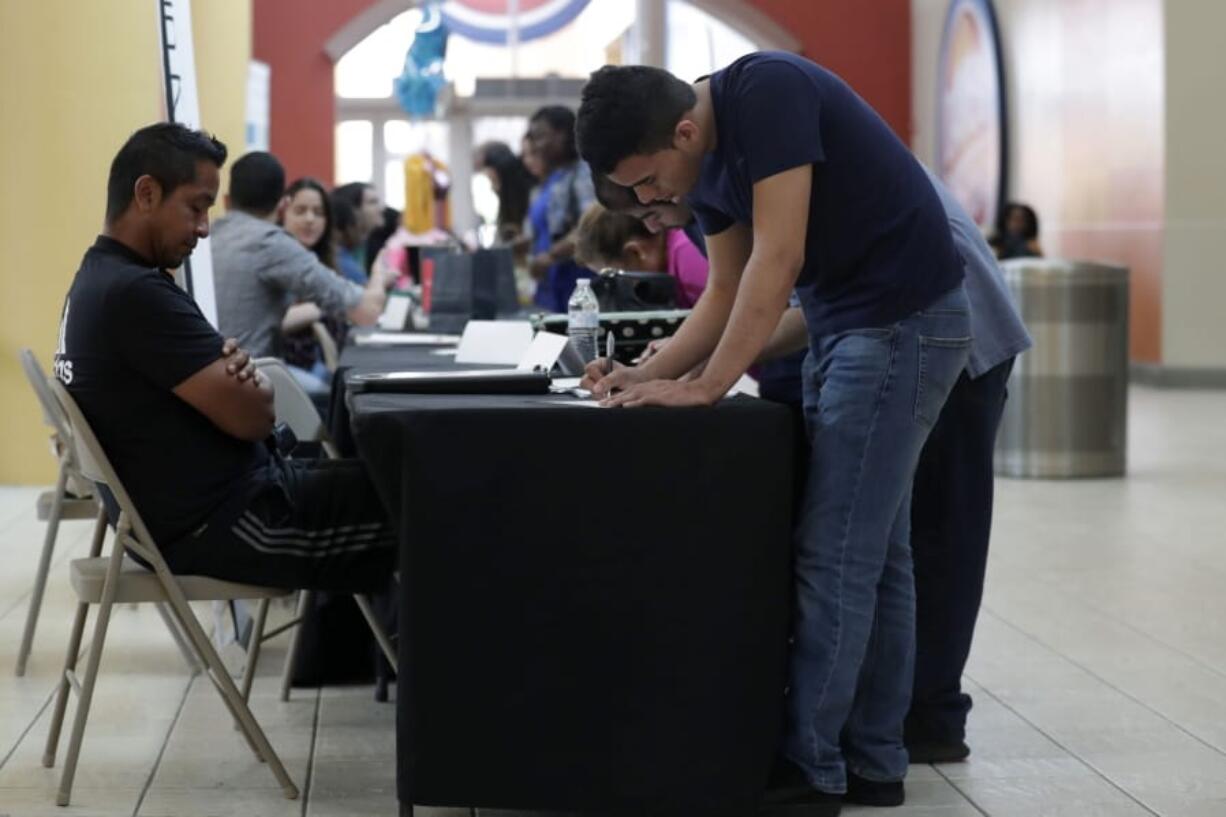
xmin=55 ymin=123 xmax=393 ymax=593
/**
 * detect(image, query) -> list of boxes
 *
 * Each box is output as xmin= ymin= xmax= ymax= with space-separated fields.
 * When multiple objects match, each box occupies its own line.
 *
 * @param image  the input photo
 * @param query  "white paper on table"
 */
xmin=354 ymin=332 xmax=461 ymax=346
xmin=540 ymin=398 xmax=605 ymax=408
xmin=516 ymin=331 xmax=570 ymax=372
xmin=454 ymin=321 xmax=535 ymax=365
xmin=725 ymin=375 xmax=761 ymax=398
xmin=550 ymin=377 xmax=583 ymax=389
xmin=377 ymin=297 xmax=412 ymax=330
xmin=430 ymin=348 xmax=458 ymax=357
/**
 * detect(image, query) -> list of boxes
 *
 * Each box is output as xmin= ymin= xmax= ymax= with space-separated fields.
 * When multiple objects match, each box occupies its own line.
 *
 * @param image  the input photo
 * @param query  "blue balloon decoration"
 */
xmin=394 ymin=3 xmax=449 ymax=119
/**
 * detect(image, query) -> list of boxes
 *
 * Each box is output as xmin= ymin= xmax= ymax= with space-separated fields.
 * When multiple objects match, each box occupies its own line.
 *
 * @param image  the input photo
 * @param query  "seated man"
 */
xmin=54 ymin=122 xmax=393 ymax=593
xmin=211 ymin=151 xmax=392 ymax=373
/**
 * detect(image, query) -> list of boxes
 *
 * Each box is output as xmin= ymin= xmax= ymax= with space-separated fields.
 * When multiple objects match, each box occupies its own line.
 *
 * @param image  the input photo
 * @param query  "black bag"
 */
xmin=428 ymin=247 xmax=519 ymax=334
xmin=590 ymin=268 xmax=678 ymax=312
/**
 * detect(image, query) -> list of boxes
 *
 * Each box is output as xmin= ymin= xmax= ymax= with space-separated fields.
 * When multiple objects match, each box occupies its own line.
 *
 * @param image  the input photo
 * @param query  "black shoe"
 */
xmin=906 ymin=738 xmax=971 ymax=765
xmin=761 ymin=758 xmax=843 ymax=816
xmin=844 ymin=771 xmax=904 ymax=807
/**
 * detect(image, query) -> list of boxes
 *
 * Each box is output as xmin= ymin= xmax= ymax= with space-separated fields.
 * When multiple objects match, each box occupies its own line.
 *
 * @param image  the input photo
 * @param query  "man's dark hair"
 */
xmin=529 ymin=105 xmax=579 ymax=163
xmin=576 ymin=65 xmax=698 ymax=175
xmin=228 ymin=151 xmax=286 ymax=215
xmin=593 ymin=174 xmax=640 ymax=211
xmin=332 ymin=181 xmax=373 ymax=212
xmin=105 ymin=122 xmax=227 ymax=224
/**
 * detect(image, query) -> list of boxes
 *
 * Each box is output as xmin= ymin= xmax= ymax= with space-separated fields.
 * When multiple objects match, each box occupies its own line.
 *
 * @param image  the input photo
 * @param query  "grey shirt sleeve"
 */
xmin=258 ymin=230 xmax=363 ymax=314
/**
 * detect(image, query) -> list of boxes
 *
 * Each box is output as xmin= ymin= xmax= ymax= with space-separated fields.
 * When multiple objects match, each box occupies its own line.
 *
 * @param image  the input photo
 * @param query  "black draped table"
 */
xmin=338 ymin=340 xmax=798 ymax=816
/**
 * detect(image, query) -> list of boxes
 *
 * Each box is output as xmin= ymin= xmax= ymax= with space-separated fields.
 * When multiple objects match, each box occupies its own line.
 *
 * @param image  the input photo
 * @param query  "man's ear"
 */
xmin=275 ymin=195 xmax=289 ymax=221
xmin=674 ymin=118 xmax=699 ymax=149
xmin=132 ymin=175 xmax=163 ymax=213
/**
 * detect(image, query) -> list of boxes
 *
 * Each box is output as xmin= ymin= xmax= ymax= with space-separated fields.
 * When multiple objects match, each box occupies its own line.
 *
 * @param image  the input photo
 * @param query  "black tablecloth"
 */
xmin=348 ymin=386 xmax=797 ymax=816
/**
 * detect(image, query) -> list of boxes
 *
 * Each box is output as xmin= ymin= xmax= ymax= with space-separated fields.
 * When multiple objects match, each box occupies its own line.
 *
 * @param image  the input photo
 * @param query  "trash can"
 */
xmin=994 ymin=259 xmax=1129 ymax=478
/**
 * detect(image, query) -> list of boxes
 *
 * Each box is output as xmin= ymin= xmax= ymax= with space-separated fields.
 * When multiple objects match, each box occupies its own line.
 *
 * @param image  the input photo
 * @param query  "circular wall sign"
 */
xmin=441 ymin=0 xmax=592 ymax=45
xmin=936 ymin=0 xmax=1007 ymax=230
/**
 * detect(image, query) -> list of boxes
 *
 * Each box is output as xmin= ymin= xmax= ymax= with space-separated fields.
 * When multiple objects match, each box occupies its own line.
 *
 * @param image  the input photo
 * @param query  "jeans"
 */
xmin=907 ymin=358 xmax=1014 ymax=744
xmin=784 ymin=285 xmax=971 ymax=792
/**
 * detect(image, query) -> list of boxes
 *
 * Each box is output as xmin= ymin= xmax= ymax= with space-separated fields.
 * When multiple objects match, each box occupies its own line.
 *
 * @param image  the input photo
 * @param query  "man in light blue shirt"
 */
xmin=587 ymin=167 xmax=1032 ymax=777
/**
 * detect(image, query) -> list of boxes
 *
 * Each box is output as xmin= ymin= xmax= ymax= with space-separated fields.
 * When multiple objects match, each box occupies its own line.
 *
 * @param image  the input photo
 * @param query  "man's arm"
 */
xmin=604 ymin=165 xmax=811 ymax=407
xmin=756 ymin=307 xmax=808 ymax=363
xmin=345 ymin=268 xmax=390 ymax=327
xmin=173 ymin=354 xmax=275 ymax=442
xmin=267 ymin=234 xmax=389 ymax=327
xmin=282 ymin=302 xmax=323 ymax=334
xmin=586 ymin=222 xmax=751 ymax=395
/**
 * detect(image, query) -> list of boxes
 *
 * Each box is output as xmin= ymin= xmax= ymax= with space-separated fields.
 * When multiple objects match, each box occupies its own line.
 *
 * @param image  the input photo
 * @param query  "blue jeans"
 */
xmin=784 ymin=285 xmax=971 ymax=792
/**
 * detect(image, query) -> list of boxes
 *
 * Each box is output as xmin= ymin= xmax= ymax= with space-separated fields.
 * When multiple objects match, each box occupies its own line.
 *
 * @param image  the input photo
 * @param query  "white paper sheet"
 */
xmin=454 ymin=321 xmax=535 ymax=365
xmin=516 ymin=331 xmax=570 ymax=372
xmin=354 ymin=332 xmax=461 ymax=346
xmin=377 ymin=296 xmax=412 ymax=330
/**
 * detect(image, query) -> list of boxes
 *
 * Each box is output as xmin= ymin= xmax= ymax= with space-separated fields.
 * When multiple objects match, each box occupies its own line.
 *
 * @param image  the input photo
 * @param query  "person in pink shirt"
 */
xmin=575 ymin=203 xmax=708 ymax=308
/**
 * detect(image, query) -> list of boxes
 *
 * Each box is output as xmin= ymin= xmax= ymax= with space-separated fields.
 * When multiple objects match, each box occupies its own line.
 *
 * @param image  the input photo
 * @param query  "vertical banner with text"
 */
xmin=156 ymin=0 xmax=219 ymax=326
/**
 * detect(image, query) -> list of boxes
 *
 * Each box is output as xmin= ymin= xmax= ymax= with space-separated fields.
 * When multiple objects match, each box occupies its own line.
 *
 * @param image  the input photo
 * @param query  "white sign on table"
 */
xmin=516 ymin=331 xmax=570 ymax=372
xmin=454 ymin=321 xmax=535 ymax=365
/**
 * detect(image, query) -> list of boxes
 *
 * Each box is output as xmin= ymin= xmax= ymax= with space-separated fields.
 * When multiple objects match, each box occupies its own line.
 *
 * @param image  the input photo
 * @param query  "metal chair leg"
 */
xmin=17 ymin=468 xmax=68 ymax=676
xmin=43 ymin=508 xmax=107 ymax=769
xmin=278 ymin=590 xmax=311 ymax=702
xmin=161 ymin=587 xmax=298 ymax=798
xmin=42 ymin=599 xmax=89 ymax=769
xmin=239 ymin=598 xmax=271 ymax=702
xmin=55 ymin=536 xmax=126 ymax=806
xmin=354 ymin=594 xmax=398 ymax=673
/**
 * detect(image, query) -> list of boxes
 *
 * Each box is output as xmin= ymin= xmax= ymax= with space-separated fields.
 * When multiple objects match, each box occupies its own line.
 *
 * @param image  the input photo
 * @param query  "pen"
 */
xmin=605 ymin=329 xmax=615 ymax=376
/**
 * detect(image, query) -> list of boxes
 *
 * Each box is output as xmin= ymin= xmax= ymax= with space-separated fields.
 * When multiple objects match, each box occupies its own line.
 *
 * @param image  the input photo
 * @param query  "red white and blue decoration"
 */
xmin=440 ymin=0 xmax=591 ymax=44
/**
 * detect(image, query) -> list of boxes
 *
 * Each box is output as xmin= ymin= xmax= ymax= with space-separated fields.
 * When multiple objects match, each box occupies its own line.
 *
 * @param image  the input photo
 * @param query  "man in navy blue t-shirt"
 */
xmin=577 ymin=53 xmax=972 ymax=811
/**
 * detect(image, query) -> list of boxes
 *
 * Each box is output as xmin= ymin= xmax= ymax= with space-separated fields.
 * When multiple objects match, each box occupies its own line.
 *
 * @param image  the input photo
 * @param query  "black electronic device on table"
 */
xmin=348 ymin=369 xmax=550 ymax=395
xmin=534 ymin=309 xmax=690 ymax=366
xmin=590 ymin=268 xmax=678 ymax=312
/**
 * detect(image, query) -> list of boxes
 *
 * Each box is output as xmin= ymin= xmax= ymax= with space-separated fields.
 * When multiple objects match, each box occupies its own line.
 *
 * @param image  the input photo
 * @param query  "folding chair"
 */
xmin=311 ymin=321 xmax=340 ymax=374
xmin=16 ymin=350 xmax=194 ymax=677
xmin=253 ymin=357 xmax=398 ymax=701
xmin=41 ymin=379 xmax=299 ymax=806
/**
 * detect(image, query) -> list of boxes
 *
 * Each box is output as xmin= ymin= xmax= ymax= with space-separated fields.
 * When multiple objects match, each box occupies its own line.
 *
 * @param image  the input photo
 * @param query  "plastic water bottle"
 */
xmin=567 ymin=278 xmax=600 ymax=363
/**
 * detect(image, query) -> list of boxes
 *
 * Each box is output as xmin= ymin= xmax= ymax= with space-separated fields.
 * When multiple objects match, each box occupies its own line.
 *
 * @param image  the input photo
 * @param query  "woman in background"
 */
xmin=278 ymin=177 xmax=347 ymax=391
xmin=475 ymin=141 xmax=536 ymax=244
xmin=574 ymin=203 xmax=708 ymax=309
xmin=990 ymin=202 xmax=1044 ymax=259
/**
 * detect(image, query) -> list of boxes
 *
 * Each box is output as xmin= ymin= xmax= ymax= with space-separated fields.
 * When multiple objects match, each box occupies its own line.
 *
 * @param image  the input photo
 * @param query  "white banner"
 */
xmin=156 ymin=0 xmax=218 ymax=327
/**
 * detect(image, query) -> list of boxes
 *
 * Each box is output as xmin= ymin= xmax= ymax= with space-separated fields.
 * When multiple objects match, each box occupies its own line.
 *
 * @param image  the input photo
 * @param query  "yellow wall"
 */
xmin=0 ymin=1 xmax=251 ymax=484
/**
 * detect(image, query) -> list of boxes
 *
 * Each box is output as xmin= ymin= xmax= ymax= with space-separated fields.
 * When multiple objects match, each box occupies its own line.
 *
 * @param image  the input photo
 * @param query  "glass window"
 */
xmin=472 ymin=170 xmax=500 ymax=227
xmin=666 ymin=1 xmax=759 ymax=82
xmin=335 ymin=120 xmax=373 ymax=183
xmin=384 ymin=159 xmax=406 ymax=210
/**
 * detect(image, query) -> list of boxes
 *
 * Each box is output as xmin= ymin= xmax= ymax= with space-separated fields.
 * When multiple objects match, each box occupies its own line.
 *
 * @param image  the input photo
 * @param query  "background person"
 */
xmin=211 ymin=152 xmax=392 ymax=393
xmin=989 ymin=202 xmax=1043 ymax=259
xmin=277 ymin=177 xmax=347 ymax=389
xmin=331 ymin=181 xmax=383 ymax=281
xmin=475 ymin=140 xmax=536 ymax=244
xmin=55 ymin=123 xmax=394 ymax=592
xmin=574 ymin=203 xmax=707 ymax=308
xmin=524 ymin=105 xmax=597 ymax=312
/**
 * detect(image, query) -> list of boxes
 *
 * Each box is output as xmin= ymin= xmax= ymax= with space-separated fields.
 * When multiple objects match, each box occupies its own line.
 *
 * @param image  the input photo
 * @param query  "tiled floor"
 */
xmin=1 ymin=384 xmax=1224 ymax=816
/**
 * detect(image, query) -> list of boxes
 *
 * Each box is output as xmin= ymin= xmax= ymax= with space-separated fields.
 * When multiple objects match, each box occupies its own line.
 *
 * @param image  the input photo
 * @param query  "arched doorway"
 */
xmin=323 ymin=0 xmax=798 ymax=234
